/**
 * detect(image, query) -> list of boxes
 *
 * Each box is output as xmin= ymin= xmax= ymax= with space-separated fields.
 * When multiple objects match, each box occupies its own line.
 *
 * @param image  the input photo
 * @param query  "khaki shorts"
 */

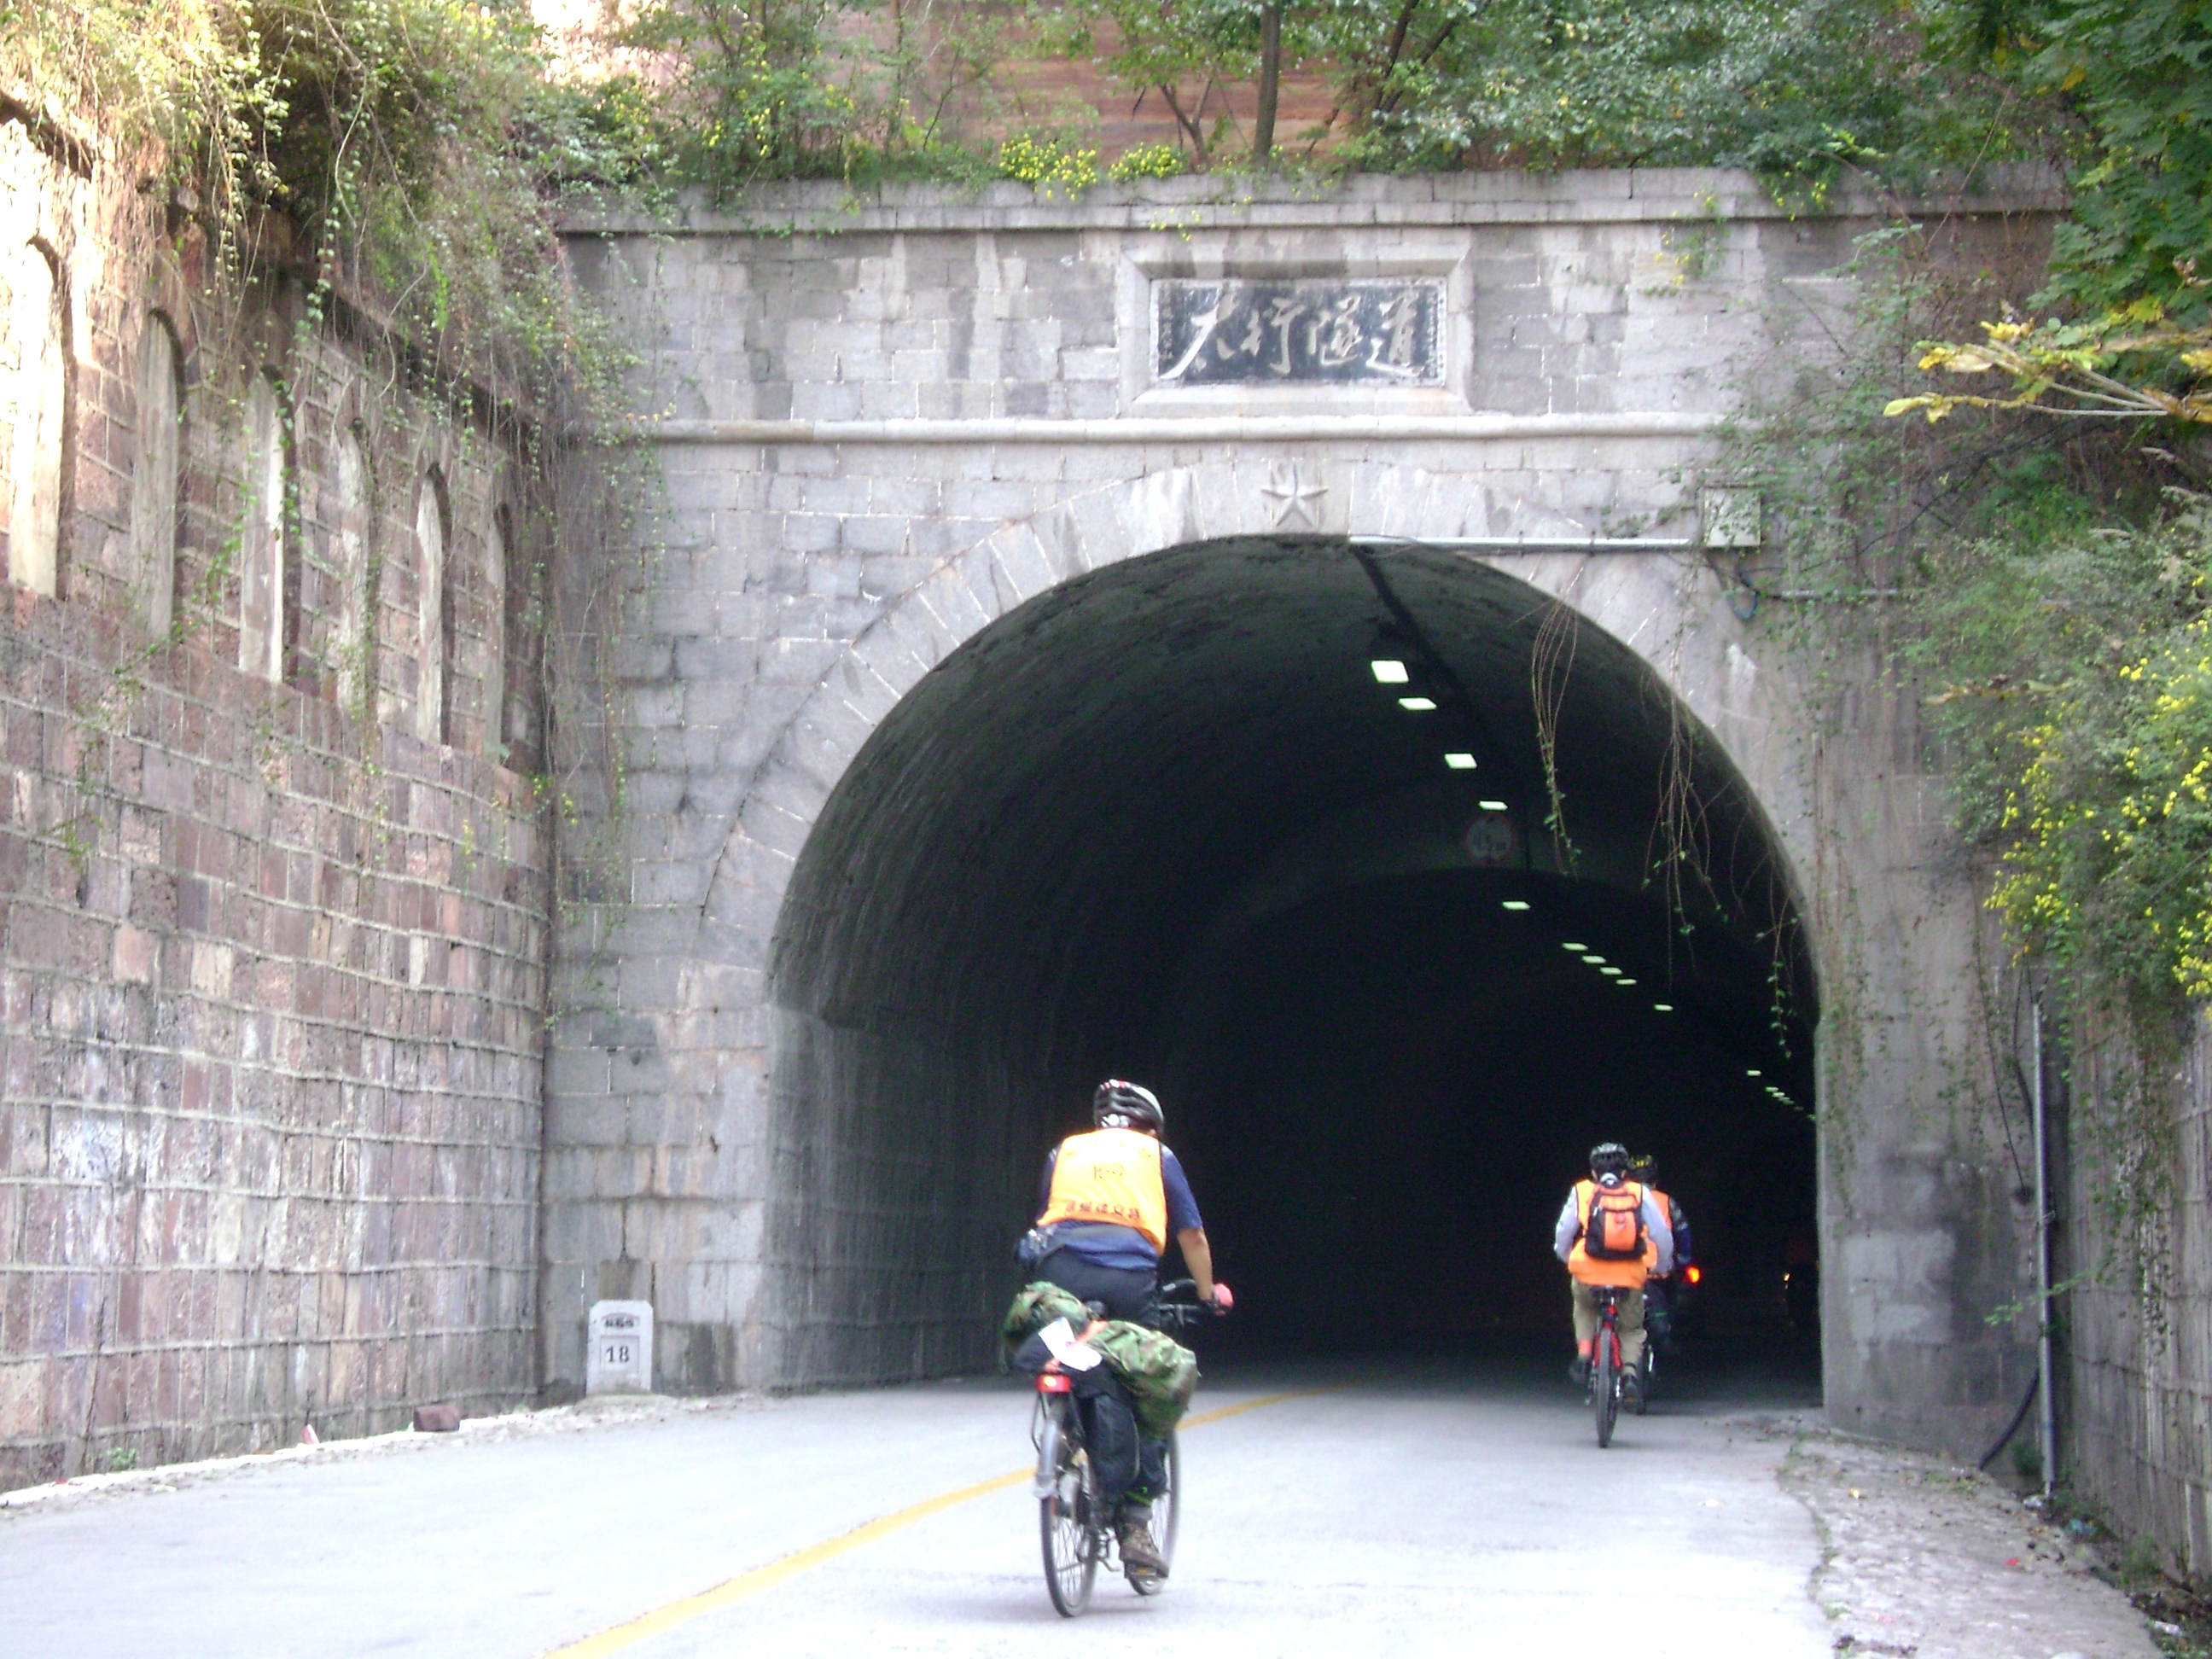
xmin=1571 ymin=1281 xmax=1647 ymax=1366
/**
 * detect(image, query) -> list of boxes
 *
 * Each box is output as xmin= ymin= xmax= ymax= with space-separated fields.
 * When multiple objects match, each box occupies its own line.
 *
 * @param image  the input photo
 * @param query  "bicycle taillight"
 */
xmin=1035 ymin=1371 xmax=1074 ymax=1394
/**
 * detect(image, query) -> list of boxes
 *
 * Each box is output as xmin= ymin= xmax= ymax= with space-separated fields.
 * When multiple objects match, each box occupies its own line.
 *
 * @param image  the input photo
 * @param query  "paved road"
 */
xmin=1 ymin=1354 xmax=1832 ymax=1658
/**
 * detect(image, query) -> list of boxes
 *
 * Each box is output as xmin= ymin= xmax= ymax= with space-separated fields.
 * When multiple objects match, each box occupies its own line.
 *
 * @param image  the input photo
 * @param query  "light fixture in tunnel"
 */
xmin=1500 ymin=900 xmax=1530 ymax=911
xmin=1477 ymin=799 xmax=1509 ymax=812
xmin=1562 ymin=942 xmax=1586 ymax=952
xmin=1746 ymin=1068 xmax=1763 ymax=1078
xmin=1581 ymin=955 xmax=1606 ymax=964
xmin=1599 ymin=966 xmax=1621 ymax=976
xmin=1443 ymin=753 xmax=1476 ymax=770
xmin=1616 ymin=978 xmax=1638 ymax=986
xmin=1371 ymin=660 xmax=1411 ymax=684
xmin=1398 ymin=696 xmax=1438 ymax=711
xmin=1653 ymin=1003 xmax=1674 ymax=1012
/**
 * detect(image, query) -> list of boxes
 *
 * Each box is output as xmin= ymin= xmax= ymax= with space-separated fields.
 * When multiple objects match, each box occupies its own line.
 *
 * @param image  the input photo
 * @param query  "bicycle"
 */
xmin=1589 ymin=1284 xmax=1627 ymax=1447
xmin=1032 ymin=1278 xmax=1215 ymax=1616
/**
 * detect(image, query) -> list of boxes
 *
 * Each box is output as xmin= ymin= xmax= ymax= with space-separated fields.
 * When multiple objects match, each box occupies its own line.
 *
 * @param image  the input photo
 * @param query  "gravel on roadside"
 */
xmin=1781 ymin=1423 xmax=2161 ymax=1659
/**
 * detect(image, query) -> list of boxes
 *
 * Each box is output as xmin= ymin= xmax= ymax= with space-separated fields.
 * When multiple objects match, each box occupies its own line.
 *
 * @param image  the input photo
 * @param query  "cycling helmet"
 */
xmin=1588 ymin=1141 xmax=1631 ymax=1179
xmin=1093 ymin=1080 xmax=1165 ymax=1133
xmin=1628 ymin=1154 xmax=1658 ymax=1185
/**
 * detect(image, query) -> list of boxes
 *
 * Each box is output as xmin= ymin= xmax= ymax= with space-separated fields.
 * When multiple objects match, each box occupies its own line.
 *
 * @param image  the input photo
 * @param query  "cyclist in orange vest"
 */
xmin=1552 ymin=1141 xmax=1673 ymax=1405
xmin=1629 ymin=1153 xmax=1693 ymax=1348
xmin=1030 ymin=1080 xmax=1225 ymax=1580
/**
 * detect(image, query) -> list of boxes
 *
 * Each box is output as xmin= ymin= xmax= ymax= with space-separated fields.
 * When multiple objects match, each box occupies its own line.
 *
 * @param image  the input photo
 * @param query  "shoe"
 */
xmin=1621 ymin=1366 xmax=1644 ymax=1408
xmin=1568 ymin=1358 xmax=1590 ymax=1388
xmin=1119 ymin=1521 xmax=1167 ymax=1580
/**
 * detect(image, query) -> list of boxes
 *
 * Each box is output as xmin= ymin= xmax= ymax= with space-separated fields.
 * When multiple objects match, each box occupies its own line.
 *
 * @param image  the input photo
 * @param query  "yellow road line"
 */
xmin=538 ymin=1384 xmax=1337 ymax=1656
xmin=1181 ymin=1383 xmax=1347 ymax=1429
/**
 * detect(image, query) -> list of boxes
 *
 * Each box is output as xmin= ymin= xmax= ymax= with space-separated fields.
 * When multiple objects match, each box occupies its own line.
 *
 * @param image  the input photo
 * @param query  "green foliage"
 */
xmin=2017 ymin=0 xmax=2212 ymax=324
xmin=1030 ymin=0 xmax=1290 ymax=166
xmin=2 ymin=0 xmax=645 ymax=401
xmin=618 ymin=0 xmax=1035 ymax=189
xmin=1334 ymin=0 xmax=2033 ymax=191
xmin=1910 ymin=492 xmax=2212 ymax=1004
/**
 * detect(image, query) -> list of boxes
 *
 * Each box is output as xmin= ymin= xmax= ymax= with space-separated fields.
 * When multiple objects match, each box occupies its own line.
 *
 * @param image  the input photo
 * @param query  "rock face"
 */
xmin=547 ymin=169 xmax=2070 ymax=1469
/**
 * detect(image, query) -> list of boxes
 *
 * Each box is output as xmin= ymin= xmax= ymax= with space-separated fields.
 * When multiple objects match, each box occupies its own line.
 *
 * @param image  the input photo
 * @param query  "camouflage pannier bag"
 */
xmin=1000 ymin=1280 xmax=1091 ymax=1364
xmin=1086 ymin=1320 xmax=1200 ymax=1438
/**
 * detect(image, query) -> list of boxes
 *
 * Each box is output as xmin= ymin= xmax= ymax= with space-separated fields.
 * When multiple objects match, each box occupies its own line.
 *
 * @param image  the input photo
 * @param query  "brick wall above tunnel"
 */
xmin=549 ymin=166 xmax=2068 ymax=1464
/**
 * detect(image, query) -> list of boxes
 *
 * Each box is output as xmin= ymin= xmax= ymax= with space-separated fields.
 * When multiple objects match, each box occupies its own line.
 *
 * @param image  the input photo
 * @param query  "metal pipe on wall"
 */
xmin=2034 ymin=998 xmax=2056 ymax=1499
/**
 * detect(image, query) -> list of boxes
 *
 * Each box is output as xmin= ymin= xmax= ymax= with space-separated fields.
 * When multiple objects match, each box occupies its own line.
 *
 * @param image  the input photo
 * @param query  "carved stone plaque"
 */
xmin=1154 ymin=277 xmax=1447 ymax=387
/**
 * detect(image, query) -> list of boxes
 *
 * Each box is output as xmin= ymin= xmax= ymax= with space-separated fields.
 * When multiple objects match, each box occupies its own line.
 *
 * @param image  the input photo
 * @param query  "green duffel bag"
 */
xmin=1087 ymin=1320 xmax=1200 ymax=1438
xmin=1000 ymin=1280 xmax=1091 ymax=1364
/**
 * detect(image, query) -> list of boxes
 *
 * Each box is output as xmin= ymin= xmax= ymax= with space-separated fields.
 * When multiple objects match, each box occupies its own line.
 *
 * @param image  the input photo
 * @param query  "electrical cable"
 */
xmin=1978 ymin=1372 xmax=2040 ymax=1470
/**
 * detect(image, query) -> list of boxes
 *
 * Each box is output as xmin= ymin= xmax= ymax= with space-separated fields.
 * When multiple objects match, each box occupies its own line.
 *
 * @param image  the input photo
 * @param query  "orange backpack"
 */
xmin=1584 ymin=1182 xmax=1647 ymax=1261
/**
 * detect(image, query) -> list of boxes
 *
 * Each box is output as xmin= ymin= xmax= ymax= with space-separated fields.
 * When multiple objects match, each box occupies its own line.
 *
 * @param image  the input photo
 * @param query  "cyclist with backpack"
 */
xmin=1552 ymin=1142 xmax=1673 ymax=1407
xmin=1022 ymin=1080 xmax=1228 ymax=1582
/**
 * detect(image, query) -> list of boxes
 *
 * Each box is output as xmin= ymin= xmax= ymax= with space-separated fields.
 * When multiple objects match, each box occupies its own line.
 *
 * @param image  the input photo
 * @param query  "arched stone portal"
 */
xmin=551 ymin=172 xmax=2055 ymax=1458
xmin=632 ymin=459 xmax=1820 ymax=1386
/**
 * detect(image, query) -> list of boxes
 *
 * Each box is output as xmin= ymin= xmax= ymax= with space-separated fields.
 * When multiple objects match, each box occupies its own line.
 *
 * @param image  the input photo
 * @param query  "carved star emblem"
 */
xmin=1263 ymin=463 xmax=1328 ymax=530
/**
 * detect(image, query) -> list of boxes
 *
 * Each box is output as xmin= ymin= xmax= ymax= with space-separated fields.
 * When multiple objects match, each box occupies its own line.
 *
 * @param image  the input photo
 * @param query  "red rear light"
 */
xmin=1035 ymin=1372 xmax=1074 ymax=1394
xmin=1685 ymin=1264 xmax=1703 ymax=1285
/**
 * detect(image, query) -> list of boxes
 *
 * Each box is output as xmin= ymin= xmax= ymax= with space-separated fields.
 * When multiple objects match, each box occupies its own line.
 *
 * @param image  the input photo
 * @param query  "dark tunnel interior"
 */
xmin=765 ymin=538 xmax=1817 ymax=1382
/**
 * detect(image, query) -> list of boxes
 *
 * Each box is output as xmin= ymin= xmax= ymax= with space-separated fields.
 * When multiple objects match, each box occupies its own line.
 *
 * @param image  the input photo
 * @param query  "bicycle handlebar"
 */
xmin=1155 ymin=1278 xmax=1231 ymax=1329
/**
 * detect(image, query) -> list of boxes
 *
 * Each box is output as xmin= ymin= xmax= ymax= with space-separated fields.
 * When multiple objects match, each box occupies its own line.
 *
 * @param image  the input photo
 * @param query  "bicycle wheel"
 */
xmin=1593 ymin=1330 xmax=1619 ymax=1448
xmin=1039 ymin=1404 xmax=1100 ymax=1615
xmin=1130 ymin=1431 xmax=1181 ymax=1598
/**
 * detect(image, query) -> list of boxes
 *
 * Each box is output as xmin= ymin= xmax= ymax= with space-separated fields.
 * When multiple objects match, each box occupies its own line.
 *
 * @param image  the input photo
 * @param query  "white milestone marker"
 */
xmin=587 ymin=1300 xmax=655 ymax=1394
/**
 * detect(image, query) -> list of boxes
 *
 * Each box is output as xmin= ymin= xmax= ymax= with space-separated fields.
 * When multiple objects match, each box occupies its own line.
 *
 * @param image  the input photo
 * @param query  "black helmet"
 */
xmin=1093 ymin=1080 xmax=1165 ymax=1133
xmin=1588 ymin=1141 xmax=1631 ymax=1179
xmin=1628 ymin=1154 xmax=1657 ymax=1185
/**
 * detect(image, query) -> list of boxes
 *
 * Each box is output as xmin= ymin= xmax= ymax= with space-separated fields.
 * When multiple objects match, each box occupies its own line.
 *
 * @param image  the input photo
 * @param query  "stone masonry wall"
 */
xmin=2060 ymin=1015 xmax=2212 ymax=1583
xmin=0 ymin=117 xmax=552 ymax=1487
xmin=550 ymin=169 xmax=2069 ymax=1460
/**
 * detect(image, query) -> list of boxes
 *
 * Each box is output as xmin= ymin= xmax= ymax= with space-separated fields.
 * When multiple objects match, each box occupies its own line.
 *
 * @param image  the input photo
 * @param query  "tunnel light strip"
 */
xmin=1653 ymin=1004 xmax=1674 ymax=1012
xmin=1477 ymin=800 xmax=1509 ymax=812
xmin=1500 ymin=900 xmax=1531 ymax=911
xmin=1616 ymin=978 xmax=1638 ymax=986
xmin=1443 ymin=753 xmax=1477 ymax=770
xmin=1580 ymin=955 xmax=1606 ymax=964
xmin=1371 ymin=660 xmax=1410 ymax=684
xmin=1398 ymin=696 xmax=1439 ymax=711
xmin=1562 ymin=942 xmax=1586 ymax=952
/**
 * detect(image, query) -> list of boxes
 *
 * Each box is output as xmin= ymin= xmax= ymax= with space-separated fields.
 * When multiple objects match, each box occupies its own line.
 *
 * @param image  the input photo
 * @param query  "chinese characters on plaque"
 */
xmin=1154 ymin=277 xmax=1447 ymax=387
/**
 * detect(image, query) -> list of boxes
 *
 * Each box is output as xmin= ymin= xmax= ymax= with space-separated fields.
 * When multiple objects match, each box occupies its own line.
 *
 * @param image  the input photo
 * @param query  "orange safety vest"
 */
xmin=1569 ymin=1178 xmax=1658 ymax=1288
xmin=1038 ymin=1127 xmax=1169 ymax=1254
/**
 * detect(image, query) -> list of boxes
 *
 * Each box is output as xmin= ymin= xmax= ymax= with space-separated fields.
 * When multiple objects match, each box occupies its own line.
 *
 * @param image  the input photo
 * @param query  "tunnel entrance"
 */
xmin=765 ymin=538 xmax=1815 ymax=1382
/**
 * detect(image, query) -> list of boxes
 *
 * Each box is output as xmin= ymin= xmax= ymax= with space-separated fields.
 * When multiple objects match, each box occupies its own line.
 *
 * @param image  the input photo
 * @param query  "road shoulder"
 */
xmin=1782 ymin=1423 xmax=2160 ymax=1658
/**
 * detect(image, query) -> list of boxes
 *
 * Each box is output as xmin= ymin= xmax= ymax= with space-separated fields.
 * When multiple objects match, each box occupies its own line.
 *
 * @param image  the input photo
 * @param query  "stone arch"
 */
xmin=411 ymin=454 xmax=452 ymax=745
xmin=238 ymin=371 xmax=293 ymax=683
xmin=329 ymin=416 xmax=375 ymax=714
xmin=4 ymin=237 xmax=68 ymax=597
xmin=620 ymin=455 xmax=1821 ymax=1388
xmin=698 ymin=458 xmax=1810 ymax=1019
xmin=126 ymin=310 xmax=184 ymax=637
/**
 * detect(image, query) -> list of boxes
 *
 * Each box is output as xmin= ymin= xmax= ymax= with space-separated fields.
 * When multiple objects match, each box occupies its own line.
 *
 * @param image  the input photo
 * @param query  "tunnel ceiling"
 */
xmin=770 ymin=538 xmax=1813 ymax=1088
